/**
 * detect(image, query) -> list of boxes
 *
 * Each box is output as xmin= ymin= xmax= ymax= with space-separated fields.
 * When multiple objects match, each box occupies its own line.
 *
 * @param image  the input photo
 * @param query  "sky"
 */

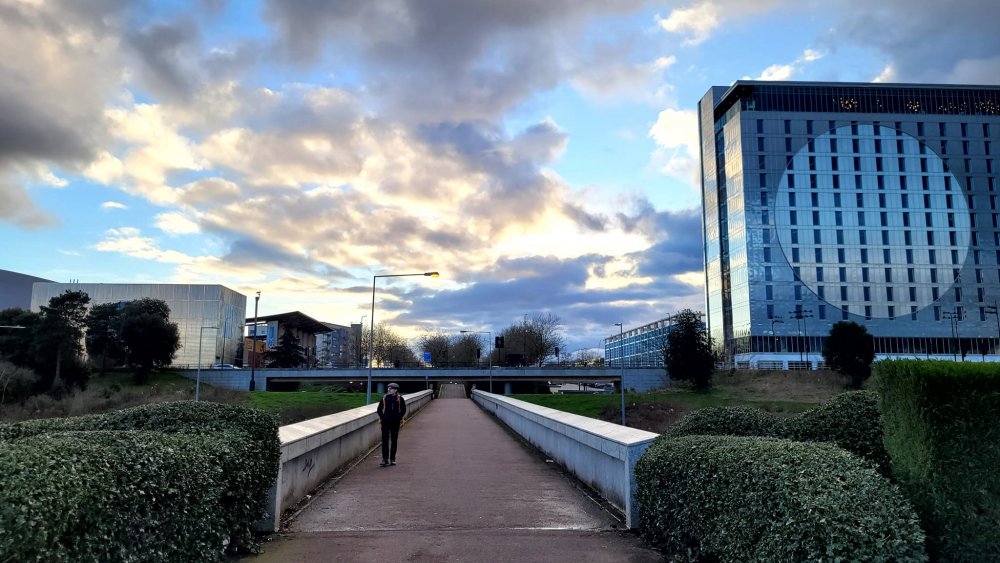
xmin=3 ymin=0 xmax=1000 ymax=356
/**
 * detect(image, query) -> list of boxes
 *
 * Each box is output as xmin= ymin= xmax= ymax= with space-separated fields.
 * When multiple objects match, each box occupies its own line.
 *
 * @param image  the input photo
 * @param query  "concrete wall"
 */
xmin=260 ymin=390 xmax=434 ymax=531
xmin=471 ymin=390 xmax=657 ymax=529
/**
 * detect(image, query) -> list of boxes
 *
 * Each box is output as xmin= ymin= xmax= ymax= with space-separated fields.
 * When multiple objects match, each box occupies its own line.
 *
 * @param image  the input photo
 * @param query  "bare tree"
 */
xmin=363 ymin=322 xmax=418 ymax=367
xmin=418 ymin=330 xmax=451 ymax=367
xmin=497 ymin=313 xmax=566 ymax=366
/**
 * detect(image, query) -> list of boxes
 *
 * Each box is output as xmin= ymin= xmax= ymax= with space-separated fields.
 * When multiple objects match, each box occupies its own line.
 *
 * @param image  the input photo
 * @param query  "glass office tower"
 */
xmin=699 ymin=82 xmax=1000 ymax=368
xmin=604 ymin=317 xmax=674 ymax=367
xmin=30 ymin=283 xmax=246 ymax=367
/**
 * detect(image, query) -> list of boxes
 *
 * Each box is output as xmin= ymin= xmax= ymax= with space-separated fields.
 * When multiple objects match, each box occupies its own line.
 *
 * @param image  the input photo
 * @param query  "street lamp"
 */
xmin=460 ymin=330 xmax=492 ymax=392
xmin=196 ymin=326 xmax=218 ymax=401
xmin=615 ymin=322 xmax=625 ymax=426
xmin=368 ymin=271 xmax=440 ymax=404
xmin=250 ymin=291 xmax=260 ymax=391
xmin=770 ymin=316 xmax=784 ymax=354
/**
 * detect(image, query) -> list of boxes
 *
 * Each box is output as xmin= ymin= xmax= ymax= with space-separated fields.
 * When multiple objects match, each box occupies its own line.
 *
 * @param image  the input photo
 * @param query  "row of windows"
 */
xmin=760 ymin=172 xmax=998 ymax=193
xmin=761 ymin=119 xmax=994 ymax=140
xmin=762 ymin=259 xmax=1000 ymax=281
xmin=765 ymin=191 xmax=1000 ymax=211
xmin=766 ymin=246 xmax=969 ymax=266
xmin=763 ymin=209 xmax=988 ymax=230
xmin=735 ymin=85 xmax=1000 ymax=117
xmin=765 ymin=265 xmax=993 ymax=284
xmin=765 ymin=303 xmax=996 ymax=322
xmin=765 ymin=283 xmax=991 ymax=304
xmin=742 ymin=334 xmax=1000 ymax=356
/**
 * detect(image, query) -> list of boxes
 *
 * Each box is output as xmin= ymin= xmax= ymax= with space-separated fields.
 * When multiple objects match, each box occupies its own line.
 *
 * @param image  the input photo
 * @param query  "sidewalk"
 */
xmin=245 ymin=389 xmax=660 ymax=562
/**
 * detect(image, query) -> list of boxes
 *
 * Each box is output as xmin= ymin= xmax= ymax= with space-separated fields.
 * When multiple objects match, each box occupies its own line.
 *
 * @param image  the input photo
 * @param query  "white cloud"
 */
xmin=754 ymin=48 xmax=825 ymax=81
xmin=101 ymin=201 xmax=128 ymax=210
xmin=648 ymin=107 xmax=701 ymax=199
xmin=656 ymin=4 xmax=720 ymax=46
xmin=872 ymin=64 xmax=896 ymax=83
xmin=95 ymin=227 xmax=194 ymax=264
xmin=155 ymin=212 xmax=200 ymax=235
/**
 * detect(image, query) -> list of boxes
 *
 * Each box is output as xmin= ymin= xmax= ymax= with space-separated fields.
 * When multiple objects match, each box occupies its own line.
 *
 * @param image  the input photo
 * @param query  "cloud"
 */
xmin=155 ymin=212 xmax=200 ymax=235
xmin=753 ymin=48 xmax=825 ymax=81
xmin=871 ymin=64 xmax=896 ymax=83
xmin=101 ymin=201 xmax=128 ymax=210
xmin=825 ymin=0 xmax=1000 ymax=84
xmin=656 ymin=3 xmax=720 ymax=46
xmin=95 ymin=227 xmax=195 ymax=264
xmin=262 ymin=0 xmax=647 ymax=121
xmin=648 ymin=107 xmax=700 ymax=191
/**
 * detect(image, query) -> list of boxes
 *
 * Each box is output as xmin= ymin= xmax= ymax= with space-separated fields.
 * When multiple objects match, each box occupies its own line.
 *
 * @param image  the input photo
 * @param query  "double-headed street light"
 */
xmin=368 ymin=271 xmax=440 ymax=404
xmin=460 ymin=330 xmax=492 ymax=392
xmin=614 ymin=322 xmax=625 ymax=426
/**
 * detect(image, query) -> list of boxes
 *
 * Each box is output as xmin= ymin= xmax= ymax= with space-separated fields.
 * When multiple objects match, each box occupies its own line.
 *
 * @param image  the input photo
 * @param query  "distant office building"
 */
xmin=604 ymin=317 xmax=674 ymax=367
xmin=0 ymin=269 xmax=53 ymax=310
xmin=699 ymin=81 xmax=1000 ymax=368
xmin=245 ymin=311 xmax=330 ymax=367
xmin=30 ymin=283 xmax=246 ymax=367
xmin=317 ymin=322 xmax=351 ymax=367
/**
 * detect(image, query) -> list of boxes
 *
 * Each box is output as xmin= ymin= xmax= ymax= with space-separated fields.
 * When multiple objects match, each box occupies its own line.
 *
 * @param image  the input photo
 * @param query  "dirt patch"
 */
xmin=714 ymin=369 xmax=850 ymax=403
xmin=600 ymin=402 xmax=688 ymax=434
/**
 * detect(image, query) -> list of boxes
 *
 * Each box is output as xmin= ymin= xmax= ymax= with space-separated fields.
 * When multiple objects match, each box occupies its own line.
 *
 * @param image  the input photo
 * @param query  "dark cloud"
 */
xmin=220 ymin=237 xmax=350 ymax=279
xmin=262 ymin=0 xmax=648 ymax=120
xmin=126 ymin=19 xmax=202 ymax=101
xmin=0 ymin=181 xmax=58 ymax=229
xmin=825 ymin=0 xmax=1000 ymax=84
xmin=630 ymin=208 xmax=703 ymax=278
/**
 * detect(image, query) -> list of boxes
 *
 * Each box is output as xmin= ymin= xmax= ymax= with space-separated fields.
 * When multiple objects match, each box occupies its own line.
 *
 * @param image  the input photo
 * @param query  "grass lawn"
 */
xmin=246 ymin=392 xmax=367 ymax=425
xmin=513 ymin=370 xmax=851 ymax=433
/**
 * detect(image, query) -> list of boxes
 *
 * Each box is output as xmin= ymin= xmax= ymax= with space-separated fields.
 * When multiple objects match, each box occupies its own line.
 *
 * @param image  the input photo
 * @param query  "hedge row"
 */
xmin=875 ymin=360 xmax=1000 ymax=561
xmin=661 ymin=390 xmax=890 ymax=473
xmin=635 ymin=435 xmax=927 ymax=562
xmin=0 ymin=402 xmax=280 ymax=562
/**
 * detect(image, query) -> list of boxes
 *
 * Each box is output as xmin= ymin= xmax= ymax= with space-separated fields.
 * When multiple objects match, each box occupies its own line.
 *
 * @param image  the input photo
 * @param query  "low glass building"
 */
xmin=604 ymin=317 xmax=674 ymax=367
xmin=699 ymin=81 xmax=1000 ymax=368
xmin=30 ymin=283 xmax=246 ymax=367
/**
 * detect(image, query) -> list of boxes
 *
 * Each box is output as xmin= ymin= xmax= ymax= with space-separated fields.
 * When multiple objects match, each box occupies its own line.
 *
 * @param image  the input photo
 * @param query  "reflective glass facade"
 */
xmin=604 ymin=317 xmax=674 ymax=367
xmin=700 ymin=81 xmax=1000 ymax=367
xmin=30 ymin=283 xmax=246 ymax=367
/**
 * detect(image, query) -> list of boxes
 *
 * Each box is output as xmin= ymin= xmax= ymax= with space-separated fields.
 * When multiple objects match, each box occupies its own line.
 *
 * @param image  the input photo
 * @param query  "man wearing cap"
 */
xmin=376 ymin=382 xmax=407 ymax=466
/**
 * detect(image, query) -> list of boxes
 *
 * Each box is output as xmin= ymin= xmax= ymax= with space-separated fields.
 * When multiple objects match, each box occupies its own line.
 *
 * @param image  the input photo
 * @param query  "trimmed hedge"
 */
xmin=661 ymin=405 xmax=785 ymax=440
xmin=0 ymin=402 xmax=280 ymax=562
xmin=636 ymin=435 xmax=927 ymax=562
xmin=661 ymin=391 xmax=889 ymax=473
xmin=875 ymin=360 xmax=1000 ymax=561
xmin=785 ymin=390 xmax=891 ymax=475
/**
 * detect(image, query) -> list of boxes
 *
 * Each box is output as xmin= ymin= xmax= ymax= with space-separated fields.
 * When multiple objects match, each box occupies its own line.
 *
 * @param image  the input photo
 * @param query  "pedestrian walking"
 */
xmin=377 ymin=382 xmax=407 ymax=466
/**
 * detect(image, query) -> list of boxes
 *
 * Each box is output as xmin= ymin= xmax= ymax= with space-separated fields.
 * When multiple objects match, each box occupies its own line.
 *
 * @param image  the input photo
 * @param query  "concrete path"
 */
xmin=246 ymin=388 xmax=660 ymax=562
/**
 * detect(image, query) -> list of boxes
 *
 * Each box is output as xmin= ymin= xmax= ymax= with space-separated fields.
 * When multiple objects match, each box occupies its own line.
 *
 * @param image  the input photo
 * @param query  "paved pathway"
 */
xmin=247 ymin=386 xmax=660 ymax=562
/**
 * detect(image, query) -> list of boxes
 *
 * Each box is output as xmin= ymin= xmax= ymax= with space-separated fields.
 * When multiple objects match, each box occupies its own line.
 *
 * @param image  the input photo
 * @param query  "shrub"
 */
xmin=786 ymin=390 xmax=890 ymax=475
xmin=875 ymin=360 xmax=1000 ymax=561
xmin=0 ymin=401 xmax=280 ymax=561
xmin=635 ymin=435 xmax=926 ymax=562
xmin=661 ymin=406 xmax=785 ymax=441
xmin=662 ymin=394 xmax=889 ymax=473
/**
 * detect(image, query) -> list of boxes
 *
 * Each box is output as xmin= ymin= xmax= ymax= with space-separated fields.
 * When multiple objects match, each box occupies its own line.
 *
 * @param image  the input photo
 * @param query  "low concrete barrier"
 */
xmin=472 ymin=390 xmax=657 ymax=529
xmin=260 ymin=390 xmax=434 ymax=531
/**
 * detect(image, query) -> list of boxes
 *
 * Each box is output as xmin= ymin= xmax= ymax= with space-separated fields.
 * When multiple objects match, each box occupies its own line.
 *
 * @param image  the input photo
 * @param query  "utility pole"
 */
xmin=942 ymin=308 xmax=965 ymax=361
xmin=787 ymin=309 xmax=813 ymax=369
xmin=986 ymin=302 xmax=1000 ymax=359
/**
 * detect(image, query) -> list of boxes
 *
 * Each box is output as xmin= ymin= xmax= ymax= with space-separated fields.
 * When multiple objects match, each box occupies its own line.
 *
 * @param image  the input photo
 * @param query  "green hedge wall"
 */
xmin=661 ymin=391 xmax=889 ymax=473
xmin=875 ymin=360 xmax=1000 ymax=561
xmin=0 ymin=402 xmax=280 ymax=562
xmin=635 ymin=435 xmax=926 ymax=562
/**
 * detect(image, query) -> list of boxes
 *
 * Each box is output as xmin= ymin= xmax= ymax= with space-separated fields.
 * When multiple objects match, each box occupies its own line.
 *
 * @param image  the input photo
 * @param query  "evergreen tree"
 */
xmin=120 ymin=298 xmax=180 ymax=384
xmin=664 ymin=309 xmax=715 ymax=390
xmin=268 ymin=330 xmax=306 ymax=368
xmin=823 ymin=321 xmax=875 ymax=389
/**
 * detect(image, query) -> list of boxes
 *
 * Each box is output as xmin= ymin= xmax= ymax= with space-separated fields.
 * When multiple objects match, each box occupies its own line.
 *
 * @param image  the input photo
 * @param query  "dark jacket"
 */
xmin=377 ymin=392 xmax=407 ymax=421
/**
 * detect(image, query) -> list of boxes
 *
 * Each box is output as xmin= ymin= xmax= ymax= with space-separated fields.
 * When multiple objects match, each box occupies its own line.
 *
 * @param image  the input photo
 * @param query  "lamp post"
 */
xmin=196 ymin=326 xmax=218 ymax=401
xmin=787 ymin=309 xmax=813 ymax=368
xmin=615 ymin=322 xmax=625 ymax=426
xmin=460 ymin=330 xmax=492 ymax=392
xmin=368 ymin=271 xmax=439 ymax=404
xmin=770 ymin=316 xmax=784 ymax=354
xmin=250 ymin=291 xmax=260 ymax=391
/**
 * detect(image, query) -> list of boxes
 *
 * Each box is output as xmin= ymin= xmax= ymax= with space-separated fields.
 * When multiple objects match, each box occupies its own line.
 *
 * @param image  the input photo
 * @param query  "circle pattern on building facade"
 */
xmin=774 ymin=124 xmax=971 ymax=318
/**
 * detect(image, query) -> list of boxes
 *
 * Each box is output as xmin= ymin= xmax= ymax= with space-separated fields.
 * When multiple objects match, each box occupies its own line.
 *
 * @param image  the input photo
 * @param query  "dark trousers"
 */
xmin=381 ymin=418 xmax=401 ymax=461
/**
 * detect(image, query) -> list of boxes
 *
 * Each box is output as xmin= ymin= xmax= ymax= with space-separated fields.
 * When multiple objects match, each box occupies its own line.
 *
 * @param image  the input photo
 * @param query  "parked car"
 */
xmin=210 ymin=363 xmax=241 ymax=370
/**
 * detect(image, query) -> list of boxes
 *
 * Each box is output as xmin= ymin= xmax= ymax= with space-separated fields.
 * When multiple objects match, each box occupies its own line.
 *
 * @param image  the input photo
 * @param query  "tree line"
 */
xmin=0 ymin=290 xmax=180 ymax=405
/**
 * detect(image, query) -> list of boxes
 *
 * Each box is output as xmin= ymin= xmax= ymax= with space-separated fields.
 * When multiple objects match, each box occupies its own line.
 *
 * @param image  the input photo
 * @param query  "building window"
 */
xmin=766 ymin=285 xmax=773 ymax=299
